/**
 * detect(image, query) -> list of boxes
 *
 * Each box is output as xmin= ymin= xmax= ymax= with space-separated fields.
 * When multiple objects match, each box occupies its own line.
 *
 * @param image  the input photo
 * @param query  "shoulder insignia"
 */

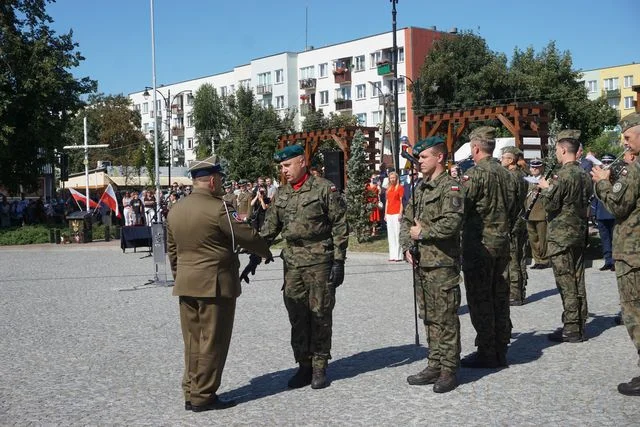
xmin=553 ymin=175 xmax=558 ymax=180
xmin=451 ymin=185 xmax=460 ymax=191
xmin=621 ymin=168 xmax=628 ymax=177
xmin=330 ymin=185 xmax=337 ymax=192
xmin=451 ymin=196 xmax=461 ymax=208
xmin=231 ymin=211 xmax=245 ymax=223
xmin=613 ymin=182 xmax=623 ymax=193
xmin=462 ymin=175 xmax=470 ymax=182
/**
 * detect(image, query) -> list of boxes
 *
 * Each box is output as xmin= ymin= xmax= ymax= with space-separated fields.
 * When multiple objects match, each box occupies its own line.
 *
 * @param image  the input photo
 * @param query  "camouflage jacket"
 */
xmin=400 ymin=171 xmax=463 ymax=267
xmin=510 ymin=167 xmax=529 ymax=231
xmin=462 ymin=156 xmax=517 ymax=251
xmin=595 ymin=160 xmax=640 ymax=268
xmin=260 ymin=175 xmax=348 ymax=267
xmin=541 ymin=161 xmax=592 ymax=255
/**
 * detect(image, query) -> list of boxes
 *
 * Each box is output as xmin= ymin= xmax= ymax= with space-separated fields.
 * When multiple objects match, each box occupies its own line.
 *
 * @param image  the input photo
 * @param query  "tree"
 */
xmin=143 ymin=131 xmax=168 ymax=186
xmin=585 ymin=130 xmax=623 ymax=159
xmin=192 ymin=83 xmax=226 ymax=160
xmin=345 ymin=130 xmax=371 ymax=243
xmin=0 ymin=0 xmax=96 ymax=192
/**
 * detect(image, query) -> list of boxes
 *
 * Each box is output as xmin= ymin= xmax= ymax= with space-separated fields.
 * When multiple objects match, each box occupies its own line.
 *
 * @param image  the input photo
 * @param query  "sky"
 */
xmin=47 ymin=0 xmax=639 ymax=96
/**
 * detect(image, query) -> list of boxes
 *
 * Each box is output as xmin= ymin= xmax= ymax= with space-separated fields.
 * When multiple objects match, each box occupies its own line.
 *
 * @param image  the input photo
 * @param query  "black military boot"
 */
xmin=496 ymin=351 xmax=509 ymax=368
xmin=460 ymin=351 xmax=499 ymax=369
xmin=433 ymin=371 xmax=458 ymax=393
xmin=618 ymin=375 xmax=640 ymax=396
xmin=311 ymin=366 xmax=327 ymax=389
xmin=287 ymin=363 xmax=312 ymax=389
xmin=547 ymin=327 xmax=584 ymax=343
xmin=407 ymin=366 xmax=440 ymax=385
xmin=614 ymin=312 xmax=624 ymax=325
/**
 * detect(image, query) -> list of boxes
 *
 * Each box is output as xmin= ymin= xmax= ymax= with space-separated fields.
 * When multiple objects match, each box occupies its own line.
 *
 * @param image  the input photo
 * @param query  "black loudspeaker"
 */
xmin=323 ymin=150 xmax=345 ymax=192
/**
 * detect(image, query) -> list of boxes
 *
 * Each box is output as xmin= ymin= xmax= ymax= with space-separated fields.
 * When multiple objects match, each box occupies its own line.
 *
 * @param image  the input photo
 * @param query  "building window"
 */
xmin=275 ymin=69 xmax=284 ymax=84
xmin=398 ymin=77 xmax=405 ymax=93
xmin=624 ymin=75 xmax=634 ymax=88
xmin=398 ymin=47 xmax=405 ymax=62
xmin=150 ymin=109 xmax=155 ymax=118
xmin=356 ymin=84 xmax=366 ymax=100
xmin=399 ymin=107 xmax=407 ymax=122
xmin=187 ymin=114 xmax=193 ymax=127
xmin=134 ymin=104 xmax=140 ymax=111
xmin=220 ymin=86 xmax=228 ymax=97
xmin=142 ymin=102 xmax=149 ymax=114
xmin=156 ymin=100 xmax=162 ymax=111
xmin=258 ymin=72 xmax=272 ymax=85
xmin=229 ymin=84 xmax=235 ymax=93
xmin=371 ymin=110 xmax=382 ymax=126
xmin=187 ymin=138 xmax=193 ymax=149
xmin=371 ymin=82 xmax=382 ymax=97
xmin=300 ymin=66 xmax=315 ymax=79
xmin=143 ymin=123 xmax=149 ymax=133
xmin=587 ymin=80 xmax=597 ymax=93
xmin=276 ymin=95 xmax=285 ymax=109
xmin=624 ymin=96 xmax=634 ymax=109
xmin=355 ymin=55 xmax=365 ymax=71
xmin=262 ymin=98 xmax=272 ymax=108
xmin=319 ymin=63 xmax=328 ymax=78
xmin=370 ymin=51 xmax=382 ymax=68
xmin=603 ymin=77 xmax=618 ymax=91
xmin=186 ymin=94 xmax=194 ymax=105
xmin=608 ymin=98 xmax=618 ymax=110
xmin=336 ymin=86 xmax=351 ymax=100
xmin=240 ymin=79 xmax=251 ymax=89
xmin=320 ymin=90 xmax=329 ymax=105
xmin=356 ymin=113 xmax=367 ymax=125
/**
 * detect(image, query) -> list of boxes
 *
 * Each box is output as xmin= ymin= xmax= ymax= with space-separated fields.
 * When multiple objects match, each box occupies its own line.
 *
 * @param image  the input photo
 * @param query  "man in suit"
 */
xmin=167 ymin=155 xmax=272 ymax=412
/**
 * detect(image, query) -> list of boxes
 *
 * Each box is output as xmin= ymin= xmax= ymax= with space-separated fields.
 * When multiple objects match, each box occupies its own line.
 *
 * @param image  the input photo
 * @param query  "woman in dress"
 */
xmin=365 ymin=174 xmax=381 ymax=237
xmin=384 ymin=172 xmax=404 ymax=261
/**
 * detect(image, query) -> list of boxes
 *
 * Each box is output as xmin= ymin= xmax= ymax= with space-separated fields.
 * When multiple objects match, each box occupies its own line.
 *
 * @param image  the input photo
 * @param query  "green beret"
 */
xmin=502 ymin=146 xmax=523 ymax=156
xmin=556 ymin=129 xmax=581 ymax=141
xmin=188 ymin=155 xmax=224 ymax=178
xmin=619 ymin=112 xmax=640 ymax=133
xmin=274 ymin=144 xmax=304 ymax=162
xmin=412 ymin=136 xmax=445 ymax=156
xmin=529 ymin=158 xmax=543 ymax=167
xmin=469 ymin=126 xmax=496 ymax=142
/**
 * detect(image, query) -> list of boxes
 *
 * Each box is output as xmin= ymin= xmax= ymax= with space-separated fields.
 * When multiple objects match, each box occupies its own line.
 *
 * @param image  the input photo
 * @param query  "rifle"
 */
xmin=402 ymin=150 xmax=421 ymax=346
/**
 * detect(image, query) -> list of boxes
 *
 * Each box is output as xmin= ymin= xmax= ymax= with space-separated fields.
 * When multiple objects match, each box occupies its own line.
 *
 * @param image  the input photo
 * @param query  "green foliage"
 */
xmin=0 ymin=225 xmax=50 ymax=245
xmin=0 ymin=0 xmax=96 ymax=192
xmin=192 ymin=83 xmax=226 ymax=160
xmin=585 ymin=130 xmax=623 ymax=158
xmin=345 ymin=130 xmax=371 ymax=243
xmin=143 ymin=131 xmax=168 ymax=186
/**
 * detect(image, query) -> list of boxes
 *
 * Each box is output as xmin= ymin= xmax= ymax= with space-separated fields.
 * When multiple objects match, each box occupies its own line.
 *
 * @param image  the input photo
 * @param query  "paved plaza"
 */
xmin=0 ymin=242 xmax=639 ymax=426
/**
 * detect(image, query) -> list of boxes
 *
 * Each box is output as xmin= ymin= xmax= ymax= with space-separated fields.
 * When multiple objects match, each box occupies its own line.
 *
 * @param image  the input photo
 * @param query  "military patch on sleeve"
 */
xmin=462 ymin=175 xmax=470 ymax=182
xmin=330 ymin=185 xmax=337 ymax=192
xmin=451 ymin=196 xmax=461 ymax=208
xmin=451 ymin=185 xmax=460 ymax=191
xmin=613 ymin=182 xmax=623 ymax=193
xmin=231 ymin=211 xmax=244 ymax=223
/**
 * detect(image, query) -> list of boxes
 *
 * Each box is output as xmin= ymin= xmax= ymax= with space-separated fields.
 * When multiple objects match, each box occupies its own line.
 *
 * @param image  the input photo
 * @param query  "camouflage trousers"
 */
xmin=507 ymin=224 xmax=528 ymax=302
xmin=550 ymin=246 xmax=588 ymax=335
xmin=413 ymin=266 xmax=461 ymax=373
xmin=616 ymin=261 xmax=640 ymax=365
xmin=282 ymin=261 xmax=334 ymax=369
xmin=527 ymin=220 xmax=548 ymax=265
xmin=462 ymin=245 xmax=511 ymax=356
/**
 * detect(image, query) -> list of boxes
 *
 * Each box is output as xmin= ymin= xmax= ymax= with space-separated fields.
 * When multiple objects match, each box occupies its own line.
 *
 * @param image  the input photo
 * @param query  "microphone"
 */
xmin=401 ymin=150 xmax=419 ymax=168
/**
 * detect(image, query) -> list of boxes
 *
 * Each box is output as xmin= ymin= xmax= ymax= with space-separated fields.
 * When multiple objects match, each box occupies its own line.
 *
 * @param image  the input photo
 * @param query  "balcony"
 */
xmin=603 ymin=88 xmax=621 ymax=99
xmin=172 ymin=126 xmax=185 ymax=137
xmin=335 ymin=99 xmax=352 ymax=111
xmin=256 ymin=84 xmax=273 ymax=95
xmin=333 ymin=68 xmax=351 ymax=84
xmin=171 ymin=104 xmax=184 ymax=115
xmin=299 ymin=78 xmax=317 ymax=90
xmin=376 ymin=61 xmax=393 ymax=76
xmin=300 ymin=103 xmax=315 ymax=116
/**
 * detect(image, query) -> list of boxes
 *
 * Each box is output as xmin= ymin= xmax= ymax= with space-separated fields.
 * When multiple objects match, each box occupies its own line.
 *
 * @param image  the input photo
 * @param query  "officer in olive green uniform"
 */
xmin=167 ymin=155 xmax=272 ymax=412
xmin=525 ymin=159 xmax=549 ymax=269
xmin=400 ymin=136 xmax=463 ymax=393
xmin=539 ymin=130 xmax=592 ymax=343
xmin=592 ymin=112 xmax=640 ymax=396
xmin=260 ymin=144 xmax=348 ymax=390
xmin=222 ymin=182 xmax=237 ymax=210
xmin=501 ymin=146 xmax=529 ymax=305
xmin=236 ymin=179 xmax=252 ymax=221
xmin=460 ymin=127 xmax=518 ymax=368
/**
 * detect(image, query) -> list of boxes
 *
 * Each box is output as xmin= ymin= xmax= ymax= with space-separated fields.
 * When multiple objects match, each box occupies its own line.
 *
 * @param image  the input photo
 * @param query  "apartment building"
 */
xmin=581 ymin=62 xmax=640 ymax=115
xmin=129 ymin=26 xmax=451 ymax=167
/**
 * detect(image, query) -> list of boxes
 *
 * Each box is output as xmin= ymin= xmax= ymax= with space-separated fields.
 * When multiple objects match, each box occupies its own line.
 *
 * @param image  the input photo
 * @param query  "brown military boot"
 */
xmin=311 ymin=367 xmax=327 ymax=389
xmin=287 ymin=363 xmax=312 ymax=389
xmin=547 ymin=327 xmax=584 ymax=343
xmin=433 ymin=371 xmax=458 ymax=393
xmin=406 ymin=366 xmax=441 ymax=385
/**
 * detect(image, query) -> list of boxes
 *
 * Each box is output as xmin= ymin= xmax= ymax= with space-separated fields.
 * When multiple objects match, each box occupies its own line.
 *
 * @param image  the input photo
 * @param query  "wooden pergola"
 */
xmin=277 ymin=126 xmax=379 ymax=186
xmin=417 ymin=102 xmax=552 ymax=159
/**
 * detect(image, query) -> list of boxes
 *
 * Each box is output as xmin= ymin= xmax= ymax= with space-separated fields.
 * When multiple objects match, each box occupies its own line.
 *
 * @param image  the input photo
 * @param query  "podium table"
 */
xmin=120 ymin=226 xmax=152 ymax=253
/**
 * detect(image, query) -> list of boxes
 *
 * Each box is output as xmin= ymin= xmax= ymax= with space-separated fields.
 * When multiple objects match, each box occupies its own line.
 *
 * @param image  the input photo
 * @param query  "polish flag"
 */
xmin=69 ymin=187 xmax=99 ymax=208
xmin=99 ymin=184 xmax=121 ymax=218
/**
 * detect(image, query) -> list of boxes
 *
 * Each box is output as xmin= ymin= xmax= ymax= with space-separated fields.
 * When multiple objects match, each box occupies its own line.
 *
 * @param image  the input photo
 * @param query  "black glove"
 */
xmin=240 ymin=254 xmax=262 ymax=284
xmin=329 ymin=259 xmax=345 ymax=287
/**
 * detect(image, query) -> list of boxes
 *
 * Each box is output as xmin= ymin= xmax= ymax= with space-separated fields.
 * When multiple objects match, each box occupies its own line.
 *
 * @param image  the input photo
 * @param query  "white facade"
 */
xmin=129 ymin=30 xmax=411 ymax=167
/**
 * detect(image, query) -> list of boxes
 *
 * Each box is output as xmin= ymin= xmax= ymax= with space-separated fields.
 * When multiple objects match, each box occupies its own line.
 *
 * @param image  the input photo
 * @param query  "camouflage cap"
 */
xmin=274 ymin=144 xmax=304 ymax=162
xmin=188 ymin=155 xmax=225 ymax=178
xmin=412 ymin=136 xmax=445 ymax=156
xmin=469 ymin=126 xmax=496 ymax=142
xmin=556 ymin=129 xmax=581 ymax=141
xmin=619 ymin=112 xmax=640 ymax=132
xmin=501 ymin=146 xmax=523 ymax=156
xmin=529 ymin=158 xmax=543 ymax=167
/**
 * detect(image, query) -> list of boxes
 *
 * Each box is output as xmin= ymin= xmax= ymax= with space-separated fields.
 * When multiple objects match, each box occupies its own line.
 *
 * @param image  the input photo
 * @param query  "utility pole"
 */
xmin=391 ymin=0 xmax=400 ymax=173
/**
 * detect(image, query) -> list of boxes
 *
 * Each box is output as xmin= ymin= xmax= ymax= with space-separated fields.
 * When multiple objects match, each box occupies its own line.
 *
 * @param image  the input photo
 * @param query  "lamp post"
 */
xmin=390 ymin=0 xmax=400 ymax=172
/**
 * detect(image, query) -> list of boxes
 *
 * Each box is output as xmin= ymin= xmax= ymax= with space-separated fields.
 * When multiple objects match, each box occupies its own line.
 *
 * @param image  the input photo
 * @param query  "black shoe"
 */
xmin=460 ymin=352 xmax=499 ymax=369
xmin=191 ymin=396 xmax=237 ymax=412
xmin=537 ymin=263 xmax=550 ymax=270
xmin=311 ymin=367 xmax=327 ymax=389
xmin=547 ymin=328 xmax=584 ymax=343
xmin=618 ymin=377 xmax=640 ymax=396
xmin=433 ymin=371 xmax=458 ymax=393
xmin=185 ymin=401 xmax=192 ymax=411
xmin=614 ymin=313 xmax=624 ymax=325
xmin=288 ymin=364 xmax=313 ymax=388
xmin=600 ymin=264 xmax=614 ymax=271
xmin=530 ymin=264 xmax=541 ymax=269
xmin=611 ymin=264 xmax=616 ymax=272
xmin=407 ymin=366 xmax=441 ymax=385
xmin=496 ymin=352 xmax=509 ymax=368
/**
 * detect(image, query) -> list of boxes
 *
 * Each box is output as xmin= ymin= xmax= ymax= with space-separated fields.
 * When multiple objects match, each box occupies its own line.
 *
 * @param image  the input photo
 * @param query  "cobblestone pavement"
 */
xmin=1 ymin=243 xmax=638 ymax=426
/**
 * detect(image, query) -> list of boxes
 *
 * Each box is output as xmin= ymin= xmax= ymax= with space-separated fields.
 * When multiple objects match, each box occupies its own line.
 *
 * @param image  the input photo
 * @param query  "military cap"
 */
xmin=469 ymin=126 xmax=496 ymax=142
xmin=502 ymin=146 xmax=523 ymax=156
xmin=274 ymin=144 xmax=304 ymax=162
xmin=188 ymin=155 xmax=224 ymax=178
xmin=619 ymin=112 xmax=640 ymax=132
xmin=223 ymin=182 xmax=233 ymax=189
xmin=529 ymin=158 xmax=543 ymax=168
xmin=601 ymin=153 xmax=616 ymax=163
xmin=412 ymin=136 xmax=445 ymax=156
xmin=238 ymin=179 xmax=248 ymax=185
xmin=556 ymin=129 xmax=581 ymax=141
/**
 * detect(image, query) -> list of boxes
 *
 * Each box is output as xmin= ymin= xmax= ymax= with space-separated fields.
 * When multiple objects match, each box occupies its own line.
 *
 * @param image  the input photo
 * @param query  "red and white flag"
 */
xmin=99 ymin=184 xmax=121 ymax=218
xmin=69 ymin=187 xmax=99 ymax=208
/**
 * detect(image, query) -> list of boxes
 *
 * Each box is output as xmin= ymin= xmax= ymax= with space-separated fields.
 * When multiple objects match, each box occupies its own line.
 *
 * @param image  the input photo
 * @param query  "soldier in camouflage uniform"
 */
xmin=221 ymin=182 xmax=237 ymax=210
xmin=400 ymin=136 xmax=463 ymax=393
xmin=460 ymin=127 xmax=518 ymax=368
xmin=592 ymin=112 xmax=640 ymax=396
xmin=525 ymin=159 xmax=549 ymax=269
xmin=501 ymin=146 xmax=529 ymax=305
xmin=539 ymin=130 xmax=593 ymax=343
xmin=260 ymin=144 xmax=348 ymax=390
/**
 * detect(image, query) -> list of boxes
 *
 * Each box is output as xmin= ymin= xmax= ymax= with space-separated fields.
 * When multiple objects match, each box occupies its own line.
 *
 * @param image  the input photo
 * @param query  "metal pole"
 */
xmin=391 ymin=0 xmax=400 ymax=173
xmin=167 ymin=89 xmax=171 ymax=189
xmin=150 ymin=0 xmax=161 ymax=222
xmin=83 ymin=116 xmax=90 ymax=212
